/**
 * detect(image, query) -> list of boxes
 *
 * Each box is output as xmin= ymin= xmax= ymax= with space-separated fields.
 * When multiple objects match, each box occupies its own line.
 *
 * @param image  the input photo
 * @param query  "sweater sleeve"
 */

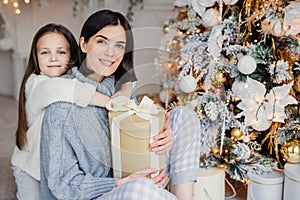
xmin=26 ymin=75 xmax=96 ymax=115
xmin=40 ymin=103 xmax=117 ymax=199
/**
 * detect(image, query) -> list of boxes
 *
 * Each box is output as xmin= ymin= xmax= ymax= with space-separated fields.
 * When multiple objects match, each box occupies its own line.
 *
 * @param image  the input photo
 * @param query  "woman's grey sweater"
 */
xmin=40 ymin=67 xmax=118 ymax=199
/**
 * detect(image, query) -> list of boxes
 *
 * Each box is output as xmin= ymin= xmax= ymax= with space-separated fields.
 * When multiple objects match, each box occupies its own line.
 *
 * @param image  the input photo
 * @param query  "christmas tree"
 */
xmin=156 ymin=0 xmax=300 ymax=181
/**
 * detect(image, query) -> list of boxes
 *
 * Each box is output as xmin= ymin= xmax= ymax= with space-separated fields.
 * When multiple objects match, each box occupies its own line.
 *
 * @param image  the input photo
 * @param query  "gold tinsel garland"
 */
xmin=236 ymin=0 xmax=299 ymax=165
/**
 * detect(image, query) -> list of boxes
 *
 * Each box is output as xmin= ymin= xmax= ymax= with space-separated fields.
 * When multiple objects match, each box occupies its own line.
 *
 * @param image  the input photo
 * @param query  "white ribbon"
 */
xmin=220 ymin=115 xmax=226 ymax=156
xmin=106 ymin=96 xmax=161 ymax=178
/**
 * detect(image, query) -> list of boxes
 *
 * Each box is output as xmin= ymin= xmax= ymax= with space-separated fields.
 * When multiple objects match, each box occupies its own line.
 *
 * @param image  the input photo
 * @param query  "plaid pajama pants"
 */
xmin=167 ymin=106 xmax=201 ymax=185
xmin=98 ymin=178 xmax=177 ymax=199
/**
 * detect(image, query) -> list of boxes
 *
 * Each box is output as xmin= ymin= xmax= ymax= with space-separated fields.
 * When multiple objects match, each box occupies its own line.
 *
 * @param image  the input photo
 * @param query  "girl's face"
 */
xmin=37 ymin=32 xmax=70 ymax=77
xmin=80 ymin=25 xmax=126 ymax=78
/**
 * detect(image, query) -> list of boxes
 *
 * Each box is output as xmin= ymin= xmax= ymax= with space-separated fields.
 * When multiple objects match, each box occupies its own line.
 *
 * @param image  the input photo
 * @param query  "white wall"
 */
xmin=130 ymin=0 xmax=175 ymax=96
xmin=0 ymin=0 xmax=88 ymax=99
xmin=0 ymin=0 xmax=175 ymax=99
xmin=0 ymin=50 xmax=13 ymax=95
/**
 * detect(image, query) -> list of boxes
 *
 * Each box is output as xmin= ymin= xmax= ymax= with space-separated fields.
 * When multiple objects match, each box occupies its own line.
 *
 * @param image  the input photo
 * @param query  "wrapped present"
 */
xmin=107 ymin=96 xmax=165 ymax=178
xmin=247 ymin=171 xmax=283 ymax=200
xmin=193 ymin=167 xmax=225 ymax=200
xmin=284 ymin=163 xmax=300 ymax=200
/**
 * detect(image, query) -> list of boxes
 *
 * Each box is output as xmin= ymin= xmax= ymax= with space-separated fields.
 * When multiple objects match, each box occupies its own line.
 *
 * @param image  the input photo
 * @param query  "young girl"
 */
xmin=11 ymin=23 xmax=133 ymax=200
xmin=40 ymin=10 xmax=200 ymax=200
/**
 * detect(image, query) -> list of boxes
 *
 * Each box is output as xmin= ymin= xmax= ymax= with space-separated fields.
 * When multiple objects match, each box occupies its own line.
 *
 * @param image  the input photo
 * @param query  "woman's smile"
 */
xmin=80 ymin=24 xmax=126 ymax=77
xmin=99 ymin=58 xmax=114 ymax=67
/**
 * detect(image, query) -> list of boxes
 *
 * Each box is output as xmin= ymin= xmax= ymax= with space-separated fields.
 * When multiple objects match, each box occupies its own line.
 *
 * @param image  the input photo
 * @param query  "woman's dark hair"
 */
xmin=16 ymin=23 xmax=80 ymax=150
xmin=79 ymin=9 xmax=136 ymax=82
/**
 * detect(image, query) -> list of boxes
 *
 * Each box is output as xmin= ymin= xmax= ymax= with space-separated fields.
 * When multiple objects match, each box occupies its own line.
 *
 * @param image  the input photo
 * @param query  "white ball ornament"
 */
xmin=270 ymin=18 xmax=284 ymax=37
xmin=243 ymin=135 xmax=250 ymax=143
xmin=223 ymin=0 xmax=238 ymax=5
xmin=159 ymin=89 xmax=174 ymax=103
xmin=197 ymin=0 xmax=216 ymax=8
xmin=179 ymin=75 xmax=197 ymax=93
xmin=202 ymin=8 xmax=220 ymax=28
xmin=237 ymin=55 xmax=257 ymax=74
xmin=232 ymin=80 xmax=249 ymax=98
xmin=191 ymin=0 xmax=206 ymax=17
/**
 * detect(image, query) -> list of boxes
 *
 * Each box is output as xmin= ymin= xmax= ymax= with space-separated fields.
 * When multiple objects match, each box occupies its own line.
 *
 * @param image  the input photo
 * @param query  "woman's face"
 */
xmin=37 ymin=32 xmax=70 ymax=77
xmin=80 ymin=25 xmax=126 ymax=77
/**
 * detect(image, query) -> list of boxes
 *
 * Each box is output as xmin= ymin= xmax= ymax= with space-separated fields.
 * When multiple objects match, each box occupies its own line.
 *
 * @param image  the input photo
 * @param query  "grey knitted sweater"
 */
xmin=40 ymin=67 xmax=118 ymax=199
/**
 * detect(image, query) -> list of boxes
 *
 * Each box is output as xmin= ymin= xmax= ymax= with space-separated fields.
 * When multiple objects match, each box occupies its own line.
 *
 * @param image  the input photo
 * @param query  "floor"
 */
xmin=0 ymin=96 xmax=17 ymax=200
xmin=0 ymin=95 xmax=247 ymax=200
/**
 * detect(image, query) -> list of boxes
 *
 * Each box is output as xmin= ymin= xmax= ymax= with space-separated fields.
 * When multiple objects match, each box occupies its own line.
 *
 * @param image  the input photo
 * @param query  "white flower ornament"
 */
xmin=233 ymin=78 xmax=271 ymax=131
xmin=264 ymin=82 xmax=297 ymax=123
xmin=284 ymin=2 xmax=300 ymax=35
xmin=233 ymin=78 xmax=297 ymax=131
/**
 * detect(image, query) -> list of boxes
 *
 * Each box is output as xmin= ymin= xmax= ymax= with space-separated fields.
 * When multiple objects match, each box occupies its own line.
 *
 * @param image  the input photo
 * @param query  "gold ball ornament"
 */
xmin=231 ymin=128 xmax=243 ymax=139
xmin=214 ymin=70 xmax=227 ymax=83
xmin=280 ymin=139 xmax=300 ymax=163
xmin=163 ymin=24 xmax=170 ymax=34
xmin=171 ymin=38 xmax=181 ymax=49
xmin=177 ymin=10 xmax=188 ymax=21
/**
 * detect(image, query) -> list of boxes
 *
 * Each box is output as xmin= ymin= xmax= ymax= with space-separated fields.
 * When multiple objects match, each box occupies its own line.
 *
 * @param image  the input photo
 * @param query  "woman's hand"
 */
xmin=150 ymin=112 xmax=173 ymax=154
xmin=111 ymin=82 xmax=132 ymax=99
xmin=115 ymin=169 xmax=168 ymax=187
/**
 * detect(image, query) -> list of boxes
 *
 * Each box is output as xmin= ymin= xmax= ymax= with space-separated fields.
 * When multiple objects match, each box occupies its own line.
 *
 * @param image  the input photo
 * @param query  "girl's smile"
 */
xmin=37 ymin=32 xmax=70 ymax=77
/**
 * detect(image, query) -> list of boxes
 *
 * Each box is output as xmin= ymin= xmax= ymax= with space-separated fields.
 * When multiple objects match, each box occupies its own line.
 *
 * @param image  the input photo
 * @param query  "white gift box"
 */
xmin=284 ymin=163 xmax=300 ymax=200
xmin=247 ymin=171 xmax=283 ymax=200
xmin=193 ymin=167 xmax=225 ymax=200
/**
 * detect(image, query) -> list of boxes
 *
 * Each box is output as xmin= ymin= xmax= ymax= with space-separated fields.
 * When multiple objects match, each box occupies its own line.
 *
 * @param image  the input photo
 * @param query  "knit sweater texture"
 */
xmin=11 ymin=72 xmax=96 ymax=180
xmin=40 ymin=68 xmax=118 ymax=199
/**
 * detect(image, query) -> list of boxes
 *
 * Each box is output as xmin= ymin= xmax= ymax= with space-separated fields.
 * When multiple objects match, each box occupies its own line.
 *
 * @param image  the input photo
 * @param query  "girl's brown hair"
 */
xmin=16 ymin=23 xmax=80 ymax=150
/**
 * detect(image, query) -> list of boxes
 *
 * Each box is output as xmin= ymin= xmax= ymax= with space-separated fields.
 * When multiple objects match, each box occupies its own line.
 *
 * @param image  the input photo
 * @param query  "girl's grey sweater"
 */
xmin=40 ymin=67 xmax=118 ymax=199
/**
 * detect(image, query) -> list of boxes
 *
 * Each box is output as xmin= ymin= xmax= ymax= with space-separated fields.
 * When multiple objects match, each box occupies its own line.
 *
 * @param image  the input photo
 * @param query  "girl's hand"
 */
xmin=91 ymin=92 xmax=112 ymax=107
xmin=150 ymin=112 xmax=173 ymax=154
xmin=115 ymin=169 xmax=168 ymax=187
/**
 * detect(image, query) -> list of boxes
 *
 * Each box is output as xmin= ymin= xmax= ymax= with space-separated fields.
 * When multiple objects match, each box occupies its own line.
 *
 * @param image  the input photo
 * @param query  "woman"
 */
xmin=40 ymin=10 xmax=200 ymax=200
